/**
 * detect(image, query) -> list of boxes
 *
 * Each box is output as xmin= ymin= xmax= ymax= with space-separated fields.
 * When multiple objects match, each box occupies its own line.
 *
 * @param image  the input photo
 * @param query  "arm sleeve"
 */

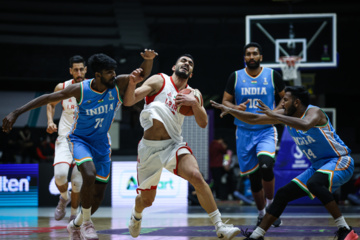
xmin=273 ymin=70 xmax=286 ymax=94
xmin=224 ymin=71 xmax=236 ymax=95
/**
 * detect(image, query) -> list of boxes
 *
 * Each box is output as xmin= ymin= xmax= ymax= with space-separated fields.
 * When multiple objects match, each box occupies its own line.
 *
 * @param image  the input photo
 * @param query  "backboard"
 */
xmin=246 ymin=13 xmax=337 ymax=69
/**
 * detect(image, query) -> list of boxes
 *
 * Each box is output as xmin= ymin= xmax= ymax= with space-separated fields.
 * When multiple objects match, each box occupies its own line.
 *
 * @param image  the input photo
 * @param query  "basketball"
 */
xmin=176 ymin=88 xmax=203 ymax=116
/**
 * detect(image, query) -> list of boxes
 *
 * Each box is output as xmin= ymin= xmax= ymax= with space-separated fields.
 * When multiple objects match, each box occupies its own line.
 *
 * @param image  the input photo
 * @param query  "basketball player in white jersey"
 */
xmin=123 ymin=54 xmax=241 ymax=240
xmin=46 ymin=55 xmax=86 ymax=222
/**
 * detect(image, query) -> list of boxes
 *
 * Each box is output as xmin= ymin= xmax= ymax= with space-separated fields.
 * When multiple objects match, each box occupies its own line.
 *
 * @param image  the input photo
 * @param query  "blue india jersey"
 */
xmin=68 ymin=79 xmax=122 ymax=154
xmin=234 ymin=67 xmax=276 ymax=129
xmin=286 ymin=105 xmax=351 ymax=165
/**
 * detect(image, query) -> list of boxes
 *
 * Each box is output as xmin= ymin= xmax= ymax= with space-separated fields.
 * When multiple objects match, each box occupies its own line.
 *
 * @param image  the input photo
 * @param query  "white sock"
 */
xmin=250 ymin=227 xmax=266 ymax=238
xmin=258 ymin=208 xmax=266 ymax=218
xmin=82 ymin=207 xmax=91 ymax=222
xmin=266 ymin=198 xmax=273 ymax=207
xmin=208 ymin=209 xmax=222 ymax=228
xmin=71 ymin=207 xmax=78 ymax=216
xmin=61 ymin=191 xmax=69 ymax=200
xmin=132 ymin=206 xmax=142 ymax=220
xmin=335 ymin=216 xmax=350 ymax=230
xmin=74 ymin=212 xmax=83 ymax=226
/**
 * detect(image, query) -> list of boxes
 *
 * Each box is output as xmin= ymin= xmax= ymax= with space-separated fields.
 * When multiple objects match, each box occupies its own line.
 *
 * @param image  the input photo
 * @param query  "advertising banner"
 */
xmin=111 ymin=161 xmax=188 ymax=206
xmin=0 ymin=164 xmax=38 ymax=206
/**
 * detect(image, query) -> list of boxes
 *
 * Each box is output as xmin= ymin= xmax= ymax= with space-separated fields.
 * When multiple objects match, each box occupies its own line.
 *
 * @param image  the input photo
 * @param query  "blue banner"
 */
xmin=0 ymin=164 xmax=38 ymax=206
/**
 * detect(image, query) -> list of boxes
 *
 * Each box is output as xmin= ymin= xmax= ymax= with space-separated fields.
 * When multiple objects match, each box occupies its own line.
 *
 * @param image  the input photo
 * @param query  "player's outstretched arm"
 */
xmin=211 ymin=100 xmax=279 ymax=125
xmin=139 ymin=49 xmax=158 ymax=79
xmin=115 ymin=49 xmax=158 ymax=95
xmin=2 ymin=84 xmax=80 ymax=133
xmin=257 ymin=99 xmax=322 ymax=131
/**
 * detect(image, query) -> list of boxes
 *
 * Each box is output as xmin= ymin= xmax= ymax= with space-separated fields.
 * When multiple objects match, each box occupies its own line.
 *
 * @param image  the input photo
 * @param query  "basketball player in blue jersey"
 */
xmin=211 ymin=86 xmax=358 ymax=240
xmin=222 ymin=42 xmax=285 ymax=227
xmin=2 ymin=49 xmax=158 ymax=240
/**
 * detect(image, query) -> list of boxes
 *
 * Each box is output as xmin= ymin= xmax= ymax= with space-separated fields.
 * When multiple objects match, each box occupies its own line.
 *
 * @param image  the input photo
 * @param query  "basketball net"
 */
xmin=279 ymin=56 xmax=301 ymax=80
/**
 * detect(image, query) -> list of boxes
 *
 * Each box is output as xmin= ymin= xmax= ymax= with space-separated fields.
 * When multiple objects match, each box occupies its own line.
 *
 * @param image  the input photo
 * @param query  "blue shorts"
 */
xmin=236 ymin=126 xmax=278 ymax=176
xmin=67 ymin=135 xmax=111 ymax=183
xmin=292 ymin=155 xmax=354 ymax=199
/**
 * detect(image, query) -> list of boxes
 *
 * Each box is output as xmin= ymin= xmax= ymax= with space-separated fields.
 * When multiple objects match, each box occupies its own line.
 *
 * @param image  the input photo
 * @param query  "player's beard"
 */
xmin=285 ymin=103 xmax=296 ymax=116
xmin=101 ymin=76 xmax=116 ymax=89
xmin=75 ymin=77 xmax=84 ymax=83
xmin=175 ymin=68 xmax=190 ymax=79
xmin=246 ymin=59 xmax=260 ymax=69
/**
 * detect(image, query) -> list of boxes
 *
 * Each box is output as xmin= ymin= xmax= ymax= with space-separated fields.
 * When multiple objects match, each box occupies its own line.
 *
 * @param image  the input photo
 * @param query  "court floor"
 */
xmin=1 ymin=201 xmax=359 ymax=239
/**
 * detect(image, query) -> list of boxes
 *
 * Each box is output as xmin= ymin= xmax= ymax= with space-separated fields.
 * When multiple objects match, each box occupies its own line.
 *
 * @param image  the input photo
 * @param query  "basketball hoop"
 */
xmin=279 ymin=56 xmax=302 ymax=80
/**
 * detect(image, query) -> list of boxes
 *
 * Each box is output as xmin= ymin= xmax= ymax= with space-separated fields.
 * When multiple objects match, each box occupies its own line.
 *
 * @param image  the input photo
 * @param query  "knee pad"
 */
xmin=54 ymin=164 xmax=70 ymax=186
xmin=71 ymin=167 xmax=83 ymax=193
xmin=249 ymin=170 xmax=263 ymax=193
xmin=258 ymin=155 xmax=275 ymax=181
xmin=307 ymin=172 xmax=334 ymax=205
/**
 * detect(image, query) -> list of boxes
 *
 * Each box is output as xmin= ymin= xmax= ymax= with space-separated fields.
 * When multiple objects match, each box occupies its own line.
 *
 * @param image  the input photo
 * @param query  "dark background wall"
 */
xmin=1 ymin=0 xmax=359 ymax=155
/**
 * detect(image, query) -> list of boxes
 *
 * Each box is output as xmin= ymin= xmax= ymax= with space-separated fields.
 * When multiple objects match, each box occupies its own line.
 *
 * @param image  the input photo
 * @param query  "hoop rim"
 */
xmin=279 ymin=56 xmax=302 ymax=63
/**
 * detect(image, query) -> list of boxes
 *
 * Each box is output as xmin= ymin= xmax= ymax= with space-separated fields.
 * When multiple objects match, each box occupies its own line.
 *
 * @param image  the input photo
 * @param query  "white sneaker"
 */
xmin=54 ymin=192 xmax=71 ymax=220
xmin=216 ymin=220 xmax=241 ymax=240
xmin=128 ymin=215 xmax=142 ymax=238
xmin=67 ymin=220 xmax=81 ymax=240
xmin=80 ymin=221 xmax=98 ymax=240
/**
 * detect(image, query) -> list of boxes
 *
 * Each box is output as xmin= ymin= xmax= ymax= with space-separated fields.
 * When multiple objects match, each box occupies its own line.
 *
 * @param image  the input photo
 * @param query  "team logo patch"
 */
xmin=109 ymin=92 xmax=114 ymax=100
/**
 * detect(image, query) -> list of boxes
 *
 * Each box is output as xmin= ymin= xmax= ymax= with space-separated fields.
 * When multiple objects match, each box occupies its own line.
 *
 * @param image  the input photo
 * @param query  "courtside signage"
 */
xmin=111 ymin=161 xmax=188 ymax=206
xmin=0 ymin=164 xmax=38 ymax=206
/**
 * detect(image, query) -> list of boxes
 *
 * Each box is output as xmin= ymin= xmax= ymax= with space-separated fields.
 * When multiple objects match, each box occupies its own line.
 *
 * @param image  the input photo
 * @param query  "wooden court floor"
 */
xmin=1 ymin=201 xmax=359 ymax=240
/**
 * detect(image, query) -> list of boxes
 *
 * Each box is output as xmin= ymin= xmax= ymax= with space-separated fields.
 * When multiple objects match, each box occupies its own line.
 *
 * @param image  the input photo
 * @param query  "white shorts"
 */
xmin=136 ymin=138 xmax=192 ymax=193
xmin=53 ymin=136 xmax=75 ymax=166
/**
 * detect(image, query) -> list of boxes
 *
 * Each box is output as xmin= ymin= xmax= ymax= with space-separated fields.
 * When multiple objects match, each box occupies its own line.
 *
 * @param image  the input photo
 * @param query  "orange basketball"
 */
xmin=176 ymin=88 xmax=203 ymax=116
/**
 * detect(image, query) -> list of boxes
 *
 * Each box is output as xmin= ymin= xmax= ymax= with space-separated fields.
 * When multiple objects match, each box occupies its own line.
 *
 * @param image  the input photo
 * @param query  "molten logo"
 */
xmin=0 ymin=176 xmax=30 ymax=192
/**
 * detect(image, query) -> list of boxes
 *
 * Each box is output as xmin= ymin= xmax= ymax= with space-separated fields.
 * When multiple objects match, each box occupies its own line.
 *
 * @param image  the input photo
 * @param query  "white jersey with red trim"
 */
xmin=140 ymin=73 xmax=192 ymax=142
xmin=58 ymin=79 xmax=77 ymax=137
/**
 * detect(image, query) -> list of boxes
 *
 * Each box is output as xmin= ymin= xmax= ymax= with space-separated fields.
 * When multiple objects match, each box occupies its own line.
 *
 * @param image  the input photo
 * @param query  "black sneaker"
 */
xmin=334 ymin=226 xmax=359 ymax=240
xmin=241 ymin=228 xmax=264 ymax=240
xmin=272 ymin=217 xmax=282 ymax=227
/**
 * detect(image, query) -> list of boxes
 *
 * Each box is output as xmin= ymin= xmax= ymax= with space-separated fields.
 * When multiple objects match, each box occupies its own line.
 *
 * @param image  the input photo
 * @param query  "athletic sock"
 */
xmin=266 ymin=198 xmax=273 ymax=208
xmin=335 ymin=216 xmax=350 ymax=230
xmin=258 ymin=208 xmax=266 ymax=218
xmin=208 ymin=209 xmax=222 ymax=228
xmin=82 ymin=207 xmax=91 ymax=222
xmin=74 ymin=212 xmax=83 ymax=227
xmin=61 ymin=191 xmax=69 ymax=201
xmin=250 ymin=227 xmax=266 ymax=238
xmin=71 ymin=207 xmax=78 ymax=216
xmin=132 ymin=206 xmax=142 ymax=220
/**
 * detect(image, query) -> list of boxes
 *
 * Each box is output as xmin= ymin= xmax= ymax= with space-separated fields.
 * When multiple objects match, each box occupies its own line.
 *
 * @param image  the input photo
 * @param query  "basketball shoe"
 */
xmin=334 ymin=226 xmax=359 ymax=240
xmin=215 ymin=220 xmax=241 ymax=240
xmin=129 ymin=215 xmax=142 ymax=238
xmin=80 ymin=221 xmax=99 ymax=240
xmin=67 ymin=220 xmax=81 ymax=240
xmin=54 ymin=192 xmax=71 ymax=220
xmin=241 ymin=228 xmax=264 ymax=240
